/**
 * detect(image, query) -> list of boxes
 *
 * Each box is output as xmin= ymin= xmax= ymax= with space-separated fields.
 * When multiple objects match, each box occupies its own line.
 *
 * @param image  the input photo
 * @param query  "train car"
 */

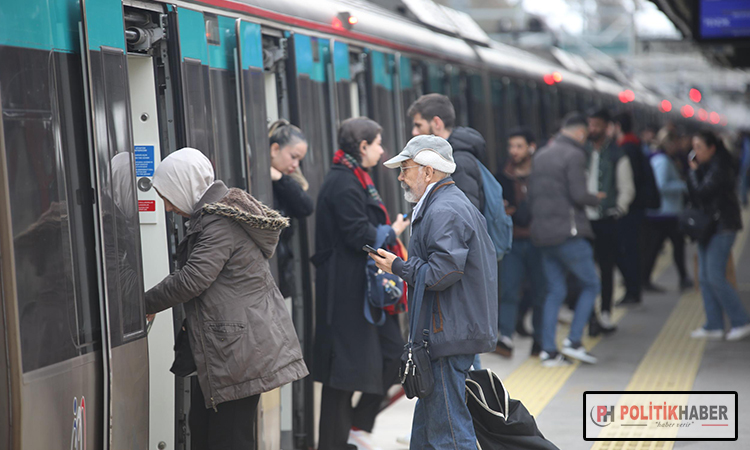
xmin=0 ymin=1 xmax=724 ymax=450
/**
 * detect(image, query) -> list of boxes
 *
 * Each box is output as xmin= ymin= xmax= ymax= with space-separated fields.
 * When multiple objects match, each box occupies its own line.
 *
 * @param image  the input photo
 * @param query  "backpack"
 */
xmin=477 ymin=160 xmax=513 ymax=260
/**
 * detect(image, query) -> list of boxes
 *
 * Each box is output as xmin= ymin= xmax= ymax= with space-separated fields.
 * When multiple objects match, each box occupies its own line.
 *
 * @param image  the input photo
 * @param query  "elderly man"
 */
xmin=369 ymin=135 xmax=498 ymax=449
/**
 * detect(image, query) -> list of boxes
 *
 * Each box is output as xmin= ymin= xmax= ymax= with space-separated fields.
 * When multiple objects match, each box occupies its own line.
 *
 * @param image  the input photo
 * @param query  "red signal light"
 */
xmin=543 ymin=74 xmax=555 ymax=85
xmin=619 ymin=90 xmax=634 ymax=103
xmin=698 ymin=108 xmax=708 ymax=121
xmin=709 ymin=112 xmax=720 ymax=124
xmin=681 ymin=105 xmax=694 ymax=118
xmin=332 ymin=17 xmax=344 ymax=29
xmin=335 ymin=12 xmax=357 ymax=30
xmin=552 ymin=72 xmax=563 ymax=83
xmin=660 ymin=100 xmax=672 ymax=112
xmin=689 ymin=88 xmax=702 ymax=102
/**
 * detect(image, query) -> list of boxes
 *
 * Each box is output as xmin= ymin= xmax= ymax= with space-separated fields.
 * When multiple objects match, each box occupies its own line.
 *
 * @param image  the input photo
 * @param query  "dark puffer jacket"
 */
xmin=687 ymin=152 xmax=743 ymax=232
xmin=447 ymin=127 xmax=486 ymax=211
xmin=146 ymin=182 xmax=309 ymax=409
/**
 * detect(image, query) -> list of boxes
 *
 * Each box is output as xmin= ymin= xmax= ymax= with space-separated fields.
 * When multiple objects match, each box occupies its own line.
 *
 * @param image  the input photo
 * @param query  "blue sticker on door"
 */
xmin=135 ymin=145 xmax=155 ymax=177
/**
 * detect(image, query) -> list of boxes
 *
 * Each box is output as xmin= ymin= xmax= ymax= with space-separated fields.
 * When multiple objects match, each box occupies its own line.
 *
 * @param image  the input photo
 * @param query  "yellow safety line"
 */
xmin=590 ymin=209 xmax=750 ymax=450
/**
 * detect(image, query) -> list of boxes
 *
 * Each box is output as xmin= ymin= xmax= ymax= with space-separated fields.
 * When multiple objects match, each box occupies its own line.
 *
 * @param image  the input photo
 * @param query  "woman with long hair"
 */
xmin=688 ymin=131 xmax=750 ymax=341
xmin=268 ymin=119 xmax=313 ymax=298
xmin=313 ymin=118 xmax=409 ymax=449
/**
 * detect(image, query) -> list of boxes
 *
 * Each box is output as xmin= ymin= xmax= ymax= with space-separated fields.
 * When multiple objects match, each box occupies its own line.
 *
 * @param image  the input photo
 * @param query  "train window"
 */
xmin=491 ymin=77 xmax=508 ymax=161
xmin=100 ymin=49 xmax=146 ymax=343
xmin=1 ymin=48 xmax=100 ymax=371
xmin=205 ymin=15 xmax=221 ymax=46
xmin=182 ymin=58 xmax=215 ymax=162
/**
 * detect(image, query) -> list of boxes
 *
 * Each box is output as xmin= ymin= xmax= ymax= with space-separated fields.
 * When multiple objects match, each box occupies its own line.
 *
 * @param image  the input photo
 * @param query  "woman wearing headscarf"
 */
xmin=145 ymin=148 xmax=308 ymax=449
xmin=313 ymin=118 xmax=409 ymax=450
xmin=268 ymin=119 xmax=313 ymax=298
xmin=687 ymin=131 xmax=750 ymax=342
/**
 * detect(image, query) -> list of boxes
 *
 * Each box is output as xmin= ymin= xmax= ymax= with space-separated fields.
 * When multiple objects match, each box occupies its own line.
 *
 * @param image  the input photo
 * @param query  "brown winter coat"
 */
xmin=146 ymin=181 xmax=308 ymax=409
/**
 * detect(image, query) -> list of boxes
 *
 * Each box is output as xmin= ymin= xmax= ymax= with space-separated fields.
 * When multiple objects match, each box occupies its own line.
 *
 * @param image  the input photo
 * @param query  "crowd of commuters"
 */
xmin=143 ymin=89 xmax=750 ymax=449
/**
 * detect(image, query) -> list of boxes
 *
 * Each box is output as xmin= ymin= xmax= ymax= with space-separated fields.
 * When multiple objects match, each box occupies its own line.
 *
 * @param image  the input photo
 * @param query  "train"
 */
xmin=0 ymin=0 xmax=728 ymax=449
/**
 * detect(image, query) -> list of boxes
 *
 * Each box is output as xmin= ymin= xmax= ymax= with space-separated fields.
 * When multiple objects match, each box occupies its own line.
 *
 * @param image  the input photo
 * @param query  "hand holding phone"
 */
xmin=362 ymin=244 xmax=380 ymax=255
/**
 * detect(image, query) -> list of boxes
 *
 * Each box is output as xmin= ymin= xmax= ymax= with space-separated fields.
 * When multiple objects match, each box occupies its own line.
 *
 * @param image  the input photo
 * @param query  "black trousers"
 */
xmin=190 ymin=377 xmax=260 ymax=450
xmin=616 ymin=210 xmax=644 ymax=300
xmin=642 ymin=217 xmax=688 ymax=284
xmin=592 ymin=218 xmax=618 ymax=313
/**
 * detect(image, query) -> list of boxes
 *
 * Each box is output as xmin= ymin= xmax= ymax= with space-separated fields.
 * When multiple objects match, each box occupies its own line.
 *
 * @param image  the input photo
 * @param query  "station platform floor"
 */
xmin=367 ymin=209 xmax=750 ymax=450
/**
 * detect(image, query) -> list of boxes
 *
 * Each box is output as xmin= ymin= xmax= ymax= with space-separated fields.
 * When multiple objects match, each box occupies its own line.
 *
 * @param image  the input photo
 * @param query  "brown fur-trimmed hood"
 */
xmin=202 ymin=188 xmax=290 ymax=258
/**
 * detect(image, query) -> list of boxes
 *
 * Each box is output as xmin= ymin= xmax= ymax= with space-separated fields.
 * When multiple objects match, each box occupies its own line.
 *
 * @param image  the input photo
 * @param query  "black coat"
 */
xmin=620 ymin=136 xmax=660 ymax=211
xmin=312 ymin=166 xmax=403 ymax=394
xmin=273 ymin=174 xmax=314 ymax=297
xmin=448 ymin=127 xmax=486 ymax=211
xmin=688 ymin=152 xmax=743 ymax=232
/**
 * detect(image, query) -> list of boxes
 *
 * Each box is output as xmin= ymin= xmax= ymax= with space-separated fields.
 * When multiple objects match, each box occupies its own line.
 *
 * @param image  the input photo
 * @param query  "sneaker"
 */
xmin=643 ymin=283 xmax=666 ymax=293
xmin=558 ymin=307 xmax=574 ymax=324
xmin=618 ymin=295 xmax=642 ymax=306
xmin=589 ymin=315 xmax=617 ymax=337
xmin=493 ymin=335 xmax=514 ymax=358
xmin=530 ymin=341 xmax=542 ymax=357
xmin=348 ymin=430 xmax=382 ymax=450
xmin=679 ymin=278 xmax=694 ymax=291
xmin=600 ymin=311 xmax=614 ymax=328
xmin=561 ymin=339 xmax=598 ymax=364
xmin=540 ymin=350 xmax=572 ymax=367
xmin=396 ymin=433 xmax=411 ymax=446
xmin=689 ymin=327 xmax=724 ymax=340
xmin=726 ymin=324 xmax=750 ymax=341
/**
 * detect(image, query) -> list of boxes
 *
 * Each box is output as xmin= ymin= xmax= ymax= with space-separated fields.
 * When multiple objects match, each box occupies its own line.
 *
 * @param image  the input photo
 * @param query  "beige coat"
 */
xmin=146 ymin=182 xmax=308 ymax=409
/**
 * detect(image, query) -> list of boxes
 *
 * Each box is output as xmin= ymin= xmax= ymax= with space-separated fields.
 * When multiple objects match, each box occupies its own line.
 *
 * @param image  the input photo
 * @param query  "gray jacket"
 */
xmin=146 ymin=182 xmax=309 ymax=409
xmin=529 ymin=134 xmax=600 ymax=247
xmin=392 ymin=178 xmax=498 ymax=358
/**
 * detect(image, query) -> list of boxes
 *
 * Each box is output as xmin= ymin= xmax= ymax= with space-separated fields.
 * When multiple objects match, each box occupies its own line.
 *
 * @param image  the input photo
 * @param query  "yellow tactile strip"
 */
xmin=590 ymin=210 xmax=750 ymax=450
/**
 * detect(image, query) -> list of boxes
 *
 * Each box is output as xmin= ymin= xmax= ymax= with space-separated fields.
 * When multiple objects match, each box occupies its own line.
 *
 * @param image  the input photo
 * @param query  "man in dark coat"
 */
xmin=372 ymin=135 xmax=498 ymax=449
xmin=408 ymin=93 xmax=486 ymax=211
xmin=613 ymin=111 xmax=661 ymax=305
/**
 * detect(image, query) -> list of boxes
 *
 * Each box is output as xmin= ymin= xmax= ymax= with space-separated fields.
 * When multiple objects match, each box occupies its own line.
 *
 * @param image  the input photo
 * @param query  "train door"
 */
xmin=285 ymin=31 xmax=337 ymax=450
xmin=79 ymin=0 xmax=149 ymax=448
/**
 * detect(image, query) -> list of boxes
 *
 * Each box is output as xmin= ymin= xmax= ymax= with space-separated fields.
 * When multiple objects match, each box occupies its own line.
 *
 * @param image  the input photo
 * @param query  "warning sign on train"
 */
xmin=135 ymin=145 xmax=155 ymax=177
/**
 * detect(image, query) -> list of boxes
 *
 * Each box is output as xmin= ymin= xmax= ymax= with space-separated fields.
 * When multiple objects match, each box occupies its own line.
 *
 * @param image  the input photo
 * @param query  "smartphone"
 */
xmin=362 ymin=244 xmax=379 ymax=255
xmin=688 ymin=150 xmax=697 ymax=162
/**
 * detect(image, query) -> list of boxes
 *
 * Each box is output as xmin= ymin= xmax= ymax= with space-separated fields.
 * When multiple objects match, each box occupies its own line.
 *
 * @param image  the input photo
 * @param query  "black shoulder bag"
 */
xmin=400 ymin=265 xmax=435 ymax=399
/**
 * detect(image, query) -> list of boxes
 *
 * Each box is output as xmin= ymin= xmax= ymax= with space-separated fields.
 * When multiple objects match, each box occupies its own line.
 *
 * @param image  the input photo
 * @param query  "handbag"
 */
xmin=678 ymin=207 xmax=718 ymax=243
xmin=170 ymin=319 xmax=197 ymax=377
xmin=364 ymin=225 xmax=407 ymax=326
xmin=400 ymin=265 xmax=435 ymax=399
xmin=466 ymin=369 xmax=559 ymax=450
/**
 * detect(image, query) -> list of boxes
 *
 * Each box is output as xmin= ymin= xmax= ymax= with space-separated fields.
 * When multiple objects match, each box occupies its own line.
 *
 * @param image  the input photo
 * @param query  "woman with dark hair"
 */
xmin=313 ymin=117 xmax=409 ymax=449
xmin=687 ymin=131 xmax=750 ymax=341
xmin=268 ymin=119 xmax=313 ymax=298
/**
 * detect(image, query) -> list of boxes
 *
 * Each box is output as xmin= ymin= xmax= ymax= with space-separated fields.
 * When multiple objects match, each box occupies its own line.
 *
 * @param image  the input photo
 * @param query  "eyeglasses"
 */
xmin=399 ymin=165 xmax=422 ymax=174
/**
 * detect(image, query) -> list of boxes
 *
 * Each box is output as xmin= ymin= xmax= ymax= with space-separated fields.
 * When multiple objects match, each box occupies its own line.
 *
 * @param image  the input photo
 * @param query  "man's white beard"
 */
xmin=402 ymin=181 xmax=421 ymax=203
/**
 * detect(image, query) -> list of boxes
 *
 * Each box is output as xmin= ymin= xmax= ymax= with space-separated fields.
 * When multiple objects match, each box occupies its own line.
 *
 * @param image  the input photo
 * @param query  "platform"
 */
xmin=369 ymin=210 xmax=750 ymax=450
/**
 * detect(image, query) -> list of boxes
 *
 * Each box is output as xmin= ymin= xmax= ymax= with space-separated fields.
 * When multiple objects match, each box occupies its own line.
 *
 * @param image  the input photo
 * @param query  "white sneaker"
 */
xmin=348 ymin=430 xmax=382 ymax=450
xmin=539 ymin=351 xmax=572 ymax=367
xmin=558 ymin=307 xmax=574 ymax=324
xmin=396 ymin=433 xmax=411 ymax=446
xmin=690 ymin=327 xmax=724 ymax=339
xmin=600 ymin=312 xmax=614 ymax=328
xmin=726 ymin=323 xmax=750 ymax=341
xmin=561 ymin=339 xmax=598 ymax=364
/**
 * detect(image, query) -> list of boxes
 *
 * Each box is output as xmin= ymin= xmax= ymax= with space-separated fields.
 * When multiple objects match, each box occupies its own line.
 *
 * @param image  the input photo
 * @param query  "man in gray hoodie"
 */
xmin=529 ymin=113 xmax=603 ymax=367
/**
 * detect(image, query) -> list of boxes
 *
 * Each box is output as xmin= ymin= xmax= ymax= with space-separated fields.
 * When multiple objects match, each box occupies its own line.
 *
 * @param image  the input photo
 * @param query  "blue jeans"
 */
xmin=499 ymin=239 xmax=546 ymax=342
xmin=540 ymin=239 xmax=600 ymax=353
xmin=410 ymin=354 xmax=476 ymax=449
xmin=698 ymin=231 xmax=750 ymax=330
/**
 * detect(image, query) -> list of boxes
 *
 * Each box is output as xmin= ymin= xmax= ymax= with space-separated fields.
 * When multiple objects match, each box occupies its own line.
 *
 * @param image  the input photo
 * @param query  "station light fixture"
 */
xmin=698 ymin=108 xmax=708 ymax=121
xmin=660 ymin=100 xmax=672 ymax=112
xmin=681 ymin=105 xmax=694 ymax=118
xmin=689 ymin=88 xmax=702 ymax=102
xmin=709 ymin=112 xmax=720 ymax=124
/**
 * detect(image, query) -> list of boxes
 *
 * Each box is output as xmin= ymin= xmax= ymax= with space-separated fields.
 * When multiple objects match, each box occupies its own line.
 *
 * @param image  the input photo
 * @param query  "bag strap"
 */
xmin=408 ymin=265 xmax=429 ymax=344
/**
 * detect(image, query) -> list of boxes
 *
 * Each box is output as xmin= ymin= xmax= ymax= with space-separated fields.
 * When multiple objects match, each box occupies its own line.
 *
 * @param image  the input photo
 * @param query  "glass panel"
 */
xmin=182 ymin=59 xmax=215 ymax=162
